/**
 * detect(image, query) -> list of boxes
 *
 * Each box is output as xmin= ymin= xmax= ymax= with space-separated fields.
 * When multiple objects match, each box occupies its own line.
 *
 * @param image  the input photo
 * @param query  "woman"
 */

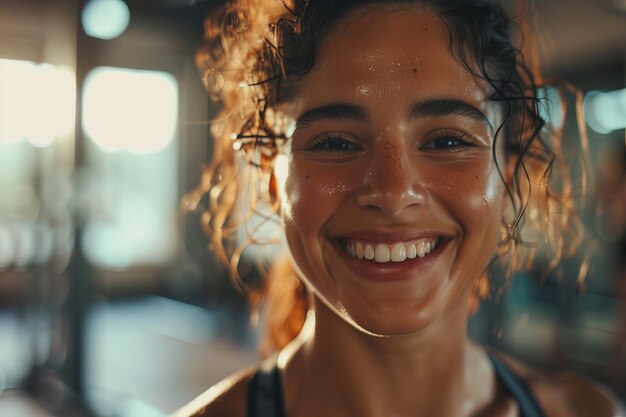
xmin=175 ymin=0 xmax=625 ymax=416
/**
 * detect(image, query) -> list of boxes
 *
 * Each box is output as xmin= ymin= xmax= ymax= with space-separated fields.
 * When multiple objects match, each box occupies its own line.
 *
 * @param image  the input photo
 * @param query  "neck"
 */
xmin=281 ymin=295 xmax=494 ymax=417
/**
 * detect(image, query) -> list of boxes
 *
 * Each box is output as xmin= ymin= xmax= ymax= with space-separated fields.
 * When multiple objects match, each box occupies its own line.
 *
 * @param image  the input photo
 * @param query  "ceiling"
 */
xmin=126 ymin=0 xmax=626 ymax=75
xmin=0 ymin=0 xmax=622 ymax=78
xmin=530 ymin=0 xmax=625 ymax=74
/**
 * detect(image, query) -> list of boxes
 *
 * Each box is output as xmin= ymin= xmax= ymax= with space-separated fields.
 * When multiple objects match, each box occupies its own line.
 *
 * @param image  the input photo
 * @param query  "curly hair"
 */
xmin=184 ymin=0 xmax=591 ymax=354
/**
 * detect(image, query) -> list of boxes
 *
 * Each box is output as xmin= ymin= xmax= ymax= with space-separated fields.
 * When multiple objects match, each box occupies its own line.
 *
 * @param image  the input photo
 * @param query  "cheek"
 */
xmin=437 ymin=161 xmax=505 ymax=234
xmin=281 ymin=159 xmax=358 ymax=287
xmin=282 ymin=159 xmax=357 ymax=245
xmin=433 ymin=161 xmax=506 ymax=292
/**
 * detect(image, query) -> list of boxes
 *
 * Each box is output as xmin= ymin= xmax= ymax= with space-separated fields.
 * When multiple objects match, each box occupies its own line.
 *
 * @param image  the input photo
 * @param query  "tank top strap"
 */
xmin=488 ymin=352 xmax=548 ymax=417
xmin=247 ymin=358 xmax=286 ymax=417
xmin=247 ymin=351 xmax=548 ymax=417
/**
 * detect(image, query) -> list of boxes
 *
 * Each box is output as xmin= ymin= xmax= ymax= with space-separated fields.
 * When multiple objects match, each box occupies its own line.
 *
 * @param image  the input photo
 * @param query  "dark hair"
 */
xmin=186 ymin=0 xmax=590 ymax=353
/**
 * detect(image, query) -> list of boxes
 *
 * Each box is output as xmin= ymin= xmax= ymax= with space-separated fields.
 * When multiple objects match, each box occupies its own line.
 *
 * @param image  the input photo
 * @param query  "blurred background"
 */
xmin=0 ymin=0 xmax=623 ymax=416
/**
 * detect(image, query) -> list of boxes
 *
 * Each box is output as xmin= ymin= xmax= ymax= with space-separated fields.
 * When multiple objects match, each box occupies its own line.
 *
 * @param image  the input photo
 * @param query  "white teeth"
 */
xmin=346 ymin=238 xmax=438 ymax=263
xmin=356 ymin=243 xmax=364 ymax=259
xmin=417 ymin=241 xmax=426 ymax=258
xmin=374 ymin=245 xmax=390 ymax=262
xmin=390 ymin=243 xmax=406 ymax=262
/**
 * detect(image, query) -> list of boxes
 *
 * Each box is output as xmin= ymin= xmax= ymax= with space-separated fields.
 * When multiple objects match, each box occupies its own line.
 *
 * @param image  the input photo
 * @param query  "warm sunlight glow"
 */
xmin=82 ymin=67 xmax=178 ymax=154
xmin=0 ymin=59 xmax=75 ymax=147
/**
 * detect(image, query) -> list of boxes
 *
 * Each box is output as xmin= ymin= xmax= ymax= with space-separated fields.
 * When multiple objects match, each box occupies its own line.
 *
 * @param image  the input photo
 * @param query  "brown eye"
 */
xmin=423 ymin=131 xmax=477 ymax=150
xmin=308 ymin=134 xmax=362 ymax=153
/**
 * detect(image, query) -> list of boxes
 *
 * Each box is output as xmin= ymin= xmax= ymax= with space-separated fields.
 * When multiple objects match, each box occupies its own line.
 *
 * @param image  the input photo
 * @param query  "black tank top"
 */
xmin=246 ymin=352 xmax=548 ymax=417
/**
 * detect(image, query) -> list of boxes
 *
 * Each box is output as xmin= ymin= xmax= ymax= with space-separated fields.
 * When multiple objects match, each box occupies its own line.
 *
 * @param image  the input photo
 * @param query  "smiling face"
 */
xmin=278 ymin=5 xmax=509 ymax=336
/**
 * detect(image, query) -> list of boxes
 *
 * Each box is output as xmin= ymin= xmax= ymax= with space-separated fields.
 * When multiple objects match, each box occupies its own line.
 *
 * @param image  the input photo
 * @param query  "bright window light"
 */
xmin=80 ymin=81 xmax=179 ymax=270
xmin=584 ymin=88 xmax=626 ymax=134
xmin=81 ymin=0 xmax=130 ymax=40
xmin=0 ymin=59 xmax=75 ymax=147
xmin=82 ymin=67 xmax=178 ymax=154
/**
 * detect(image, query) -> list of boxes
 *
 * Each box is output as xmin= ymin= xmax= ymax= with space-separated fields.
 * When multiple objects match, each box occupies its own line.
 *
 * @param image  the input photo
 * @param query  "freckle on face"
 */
xmin=281 ymin=6 xmax=507 ymax=336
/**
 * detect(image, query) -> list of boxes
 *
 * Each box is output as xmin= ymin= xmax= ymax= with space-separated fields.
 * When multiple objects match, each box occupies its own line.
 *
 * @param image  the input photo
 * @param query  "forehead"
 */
xmin=288 ymin=5 xmax=492 ymax=117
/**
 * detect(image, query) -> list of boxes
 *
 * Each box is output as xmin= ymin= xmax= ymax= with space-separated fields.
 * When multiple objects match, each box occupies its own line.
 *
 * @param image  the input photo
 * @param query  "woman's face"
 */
xmin=279 ymin=5 xmax=508 ymax=336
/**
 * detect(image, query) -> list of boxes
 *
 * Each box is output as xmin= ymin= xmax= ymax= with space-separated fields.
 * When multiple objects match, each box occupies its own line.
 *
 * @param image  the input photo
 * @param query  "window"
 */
xmin=81 ymin=67 xmax=179 ymax=269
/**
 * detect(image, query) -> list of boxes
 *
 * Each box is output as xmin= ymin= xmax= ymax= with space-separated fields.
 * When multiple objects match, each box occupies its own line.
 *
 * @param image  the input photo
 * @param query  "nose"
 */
xmin=356 ymin=141 xmax=428 ymax=215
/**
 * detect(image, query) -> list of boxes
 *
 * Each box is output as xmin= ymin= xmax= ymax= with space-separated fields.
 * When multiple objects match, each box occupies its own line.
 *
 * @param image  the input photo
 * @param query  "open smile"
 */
xmin=331 ymin=233 xmax=452 ymax=282
xmin=342 ymin=237 xmax=439 ymax=263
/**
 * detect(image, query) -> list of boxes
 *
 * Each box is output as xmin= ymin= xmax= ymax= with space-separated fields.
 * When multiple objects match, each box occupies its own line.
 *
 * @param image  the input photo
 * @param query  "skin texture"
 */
xmin=280 ymin=4 xmax=506 ymax=338
xmin=172 ymin=5 xmax=625 ymax=417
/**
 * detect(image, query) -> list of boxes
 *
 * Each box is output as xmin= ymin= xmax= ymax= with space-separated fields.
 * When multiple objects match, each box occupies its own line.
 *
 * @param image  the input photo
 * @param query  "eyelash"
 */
xmin=306 ymin=131 xmax=478 ymax=153
xmin=425 ymin=131 xmax=478 ymax=150
xmin=308 ymin=133 xmax=361 ymax=153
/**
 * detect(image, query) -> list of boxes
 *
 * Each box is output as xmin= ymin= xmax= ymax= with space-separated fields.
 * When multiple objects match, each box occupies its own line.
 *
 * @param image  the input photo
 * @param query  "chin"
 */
xmin=354 ymin=316 xmax=438 ymax=337
xmin=320 ymin=289 xmax=470 ymax=339
xmin=328 ymin=300 xmax=442 ymax=338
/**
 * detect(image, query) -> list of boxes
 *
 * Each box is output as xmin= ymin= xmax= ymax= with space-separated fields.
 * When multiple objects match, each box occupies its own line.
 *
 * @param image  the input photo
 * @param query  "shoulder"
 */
xmin=535 ymin=371 xmax=625 ymax=417
xmin=170 ymin=367 xmax=255 ymax=417
xmin=550 ymin=373 xmax=626 ymax=417
xmin=492 ymin=352 xmax=624 ymax=417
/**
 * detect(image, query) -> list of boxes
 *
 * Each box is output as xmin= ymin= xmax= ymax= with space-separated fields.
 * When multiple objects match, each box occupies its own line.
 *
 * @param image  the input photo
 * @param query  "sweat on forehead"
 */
xmin=276 ymin=2 xmax=501 ymax=109
xmin=282 ymin=7 xmax=499 ymax=132
xmin=195 ymin=0 xmax=583 ymax=305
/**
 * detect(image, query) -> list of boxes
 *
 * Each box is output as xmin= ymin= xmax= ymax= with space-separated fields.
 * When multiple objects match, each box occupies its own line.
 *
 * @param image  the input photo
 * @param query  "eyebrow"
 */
xmin=408 ymin=98 xmax=493 ymax=131
xmin=296 ymin=103 xmax=369 ymax=130
xmin=294 ymin=98 xmax=493 ymax=131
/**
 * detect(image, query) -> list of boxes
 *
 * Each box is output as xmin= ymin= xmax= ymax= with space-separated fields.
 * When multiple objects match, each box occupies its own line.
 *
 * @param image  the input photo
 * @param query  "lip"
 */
xmin=331 ymin=235 xmax=451 ymax=282
xmin=331 ymin=228 xmax=451 ymax=244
